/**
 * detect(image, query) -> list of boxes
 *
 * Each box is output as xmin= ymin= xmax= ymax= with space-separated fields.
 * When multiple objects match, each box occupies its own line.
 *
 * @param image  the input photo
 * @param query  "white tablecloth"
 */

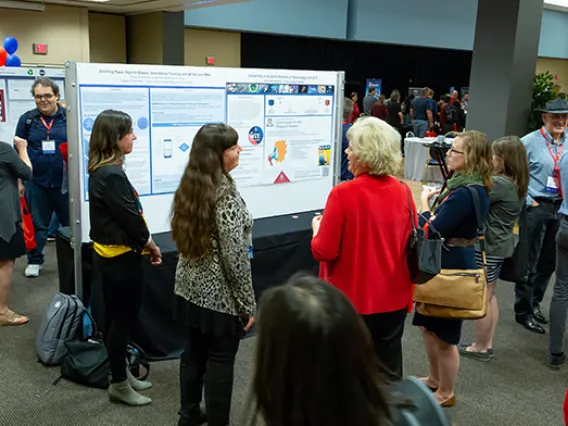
xmin=403 ymin=137 xmax=453 ymax=182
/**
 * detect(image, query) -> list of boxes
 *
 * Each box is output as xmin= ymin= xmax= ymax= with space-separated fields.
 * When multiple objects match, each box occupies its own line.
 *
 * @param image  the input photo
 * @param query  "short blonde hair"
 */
xmin=347 ymin=117 xmax=402 ymax=176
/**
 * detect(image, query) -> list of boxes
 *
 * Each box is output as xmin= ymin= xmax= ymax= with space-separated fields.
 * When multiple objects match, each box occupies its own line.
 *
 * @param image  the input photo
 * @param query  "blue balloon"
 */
xmin=5 ymin=55 xmax=21 ymax=67
xmin=3 ymin=37 xmax=18 ymax=55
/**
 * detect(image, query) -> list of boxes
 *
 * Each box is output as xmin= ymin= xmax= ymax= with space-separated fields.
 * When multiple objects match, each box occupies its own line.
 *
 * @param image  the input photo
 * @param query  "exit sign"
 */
xmin=33 ymin=43 xmax=48 ymax=55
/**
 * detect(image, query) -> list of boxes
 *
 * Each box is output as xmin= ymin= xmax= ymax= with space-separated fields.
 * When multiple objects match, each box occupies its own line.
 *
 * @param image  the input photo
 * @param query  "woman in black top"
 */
xmin=88 ymin=109 xmax=162 ymax=406
xmin=0 ymin=138 xmax=32 ymax=326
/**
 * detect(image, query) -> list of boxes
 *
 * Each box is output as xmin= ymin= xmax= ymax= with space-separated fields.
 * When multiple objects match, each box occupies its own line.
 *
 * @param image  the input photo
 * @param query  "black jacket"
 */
xmin=88 ymin=164 xmax=149 ymax=251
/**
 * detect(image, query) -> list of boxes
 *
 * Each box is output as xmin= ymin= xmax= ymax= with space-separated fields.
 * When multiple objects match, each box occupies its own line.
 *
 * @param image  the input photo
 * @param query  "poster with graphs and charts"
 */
xmin=66 ymin=63 xmax=343 ymax=241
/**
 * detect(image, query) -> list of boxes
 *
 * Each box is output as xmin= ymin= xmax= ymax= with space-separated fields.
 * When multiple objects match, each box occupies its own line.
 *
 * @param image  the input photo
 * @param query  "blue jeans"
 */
xmin=48 ymin=213 xmax=60 ymax=237
xmin=413 ymin=120 xmax=429 ymax=138
xmin=25 ymin=182 xmax=70 ymax=265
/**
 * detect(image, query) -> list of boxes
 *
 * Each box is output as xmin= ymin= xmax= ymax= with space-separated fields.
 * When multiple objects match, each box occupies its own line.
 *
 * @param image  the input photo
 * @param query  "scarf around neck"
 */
xmin=437 ymin=173 xmax=484 ymax=209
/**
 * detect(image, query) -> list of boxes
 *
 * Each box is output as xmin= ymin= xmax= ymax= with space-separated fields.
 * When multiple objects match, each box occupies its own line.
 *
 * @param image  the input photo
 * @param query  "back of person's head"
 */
xmin=492 ymin=136 xmax=529 ymax=198
xmin=459 ymin=130 xmax=493 ymax=190
xmin=378 ymin=94 xmax=387 ymax=104
xmin=453 ymin=99 xmax=462 ymax=108
xmin=421 ymin=87 xmax=430 ymax=97
xmin=343 ymin=97 xmax=354 ymax=121
xmin=429 ymin=89 xmax=435 ymax=98
xmin=248 ymin=274 xmax=392 ymax=426
xmin=171 ymin=123 xmax=238 ymax=260
xmin=443 ymin=95 xmax=451 ymax=103
xmin=347 ymin=116 xmax=401 ymax=176
xmin=369 ymin=86 xmax=377 ymax=94
xmin=87 ymin=109 xmax=132 ymax=173
xmin=390 ymin=90 xmax=401 ymax=102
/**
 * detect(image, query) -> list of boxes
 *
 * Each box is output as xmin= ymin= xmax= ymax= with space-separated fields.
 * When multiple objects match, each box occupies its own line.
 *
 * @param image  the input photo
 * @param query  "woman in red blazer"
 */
xmin=311 ymin=116 xmax=416 ymax=382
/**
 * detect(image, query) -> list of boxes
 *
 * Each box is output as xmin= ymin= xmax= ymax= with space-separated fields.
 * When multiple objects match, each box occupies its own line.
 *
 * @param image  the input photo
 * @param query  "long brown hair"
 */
xmin=492 ymin=136 xmax=529 ymax=199
xmin=247 ymin=274 xmax=393 ymax=426
xmin=460 ymin=130 xmax=493 ymax=191
xmin=87 ymin=110 xmax=132 ymax=174
xmin=171 ymin=123 xmax=238 ymax=260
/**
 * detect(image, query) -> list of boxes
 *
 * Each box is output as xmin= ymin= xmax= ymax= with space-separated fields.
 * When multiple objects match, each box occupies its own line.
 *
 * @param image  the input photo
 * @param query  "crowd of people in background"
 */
xmin=349 ymin=86 xmax=469 ymax=139
xmin=3 ymin=75 xmax=568 ymax=426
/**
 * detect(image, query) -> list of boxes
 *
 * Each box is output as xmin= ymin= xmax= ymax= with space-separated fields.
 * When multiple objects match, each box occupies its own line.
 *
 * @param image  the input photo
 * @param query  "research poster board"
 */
xmin=0 ymin=67 xmax=65 ymax=143
xmin=65 ymin=62 xmax=344 ymax=247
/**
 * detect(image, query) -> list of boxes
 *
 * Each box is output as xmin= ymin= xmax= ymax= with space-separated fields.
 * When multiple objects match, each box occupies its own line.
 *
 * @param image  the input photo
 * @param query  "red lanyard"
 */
xmin=541 ymin=128 xmax=563 ymax=170
xmin=40 ymin=116 xmax=55 ymax=136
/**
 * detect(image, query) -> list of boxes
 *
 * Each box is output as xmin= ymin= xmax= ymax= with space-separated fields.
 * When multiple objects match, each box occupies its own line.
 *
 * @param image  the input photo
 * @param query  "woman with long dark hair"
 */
xmin=171 ymin=123 xmax=256 ymax=426
xmin=459 ymin=136 xmax=528 ymax=361
xmin=88 ymin=109 xmax=162 ymax=406
xmin=247 ymin=274 xmax=451 ymax=426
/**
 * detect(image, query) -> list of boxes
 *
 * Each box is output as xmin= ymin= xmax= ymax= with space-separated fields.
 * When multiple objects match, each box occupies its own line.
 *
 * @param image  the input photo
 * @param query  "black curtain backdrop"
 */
xmin=241 ymin=33 xmax=472 ymax=101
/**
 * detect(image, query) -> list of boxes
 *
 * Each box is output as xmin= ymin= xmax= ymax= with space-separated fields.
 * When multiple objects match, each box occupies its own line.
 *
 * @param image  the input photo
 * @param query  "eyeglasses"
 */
xmin=34 ymin=93 xmax=54 ymax=101
xmin=448 ymin=147 xmax=464 ymax=155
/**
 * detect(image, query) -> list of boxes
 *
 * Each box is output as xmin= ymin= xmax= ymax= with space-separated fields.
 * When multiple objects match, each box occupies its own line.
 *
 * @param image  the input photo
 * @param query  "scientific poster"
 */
xmin=226 ymin=83 xmax=334 ymax=186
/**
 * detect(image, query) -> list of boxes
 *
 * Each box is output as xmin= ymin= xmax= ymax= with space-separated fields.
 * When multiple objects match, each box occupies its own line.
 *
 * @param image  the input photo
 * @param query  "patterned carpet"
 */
xmin=0 ymin=205 xmax=565 ymax=425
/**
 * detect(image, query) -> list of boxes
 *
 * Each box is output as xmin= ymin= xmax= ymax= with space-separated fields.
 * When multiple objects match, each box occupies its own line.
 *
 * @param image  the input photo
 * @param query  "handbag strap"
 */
xmin=465 ymin=185 xmax=486 ymax=266
xmin=400 ymin=181 xmax=418 ymax=232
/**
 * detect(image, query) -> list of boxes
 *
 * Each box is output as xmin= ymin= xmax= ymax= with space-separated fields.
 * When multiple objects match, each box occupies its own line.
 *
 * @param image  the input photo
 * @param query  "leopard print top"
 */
xmin=174 ymin=176 xmax=256 ymax=317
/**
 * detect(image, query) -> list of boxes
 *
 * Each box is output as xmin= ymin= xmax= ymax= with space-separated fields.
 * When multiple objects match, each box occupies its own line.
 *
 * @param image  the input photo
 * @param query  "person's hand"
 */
xmin=531 ymin=200 xmax=540 ymax=208
xmin=243 ymin=316 xmax=255 ymax=332
xmin=146 ymin=241 xmax=162 ymax=266
xmin=18 ymin=180 xmax=25 ymax=198
xmin=312 ymin=215 xmax=323 ymax=235
xmin=14 ymin=136 xmax=27 ymax=152
xmin=421 ymin=187 xmax=440 ymax=202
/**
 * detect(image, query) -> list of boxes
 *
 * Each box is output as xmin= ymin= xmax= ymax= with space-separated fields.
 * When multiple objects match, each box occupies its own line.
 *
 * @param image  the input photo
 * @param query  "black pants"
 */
xmin=515 ymin=202 xmax=561 ymax=318
xmin=179 ymin=327 xmax=240 ymax=426
xmin=95 ymin=251 xmax=145 ymax=383
xmin=362 ymin=307 xmax=407 ymax=382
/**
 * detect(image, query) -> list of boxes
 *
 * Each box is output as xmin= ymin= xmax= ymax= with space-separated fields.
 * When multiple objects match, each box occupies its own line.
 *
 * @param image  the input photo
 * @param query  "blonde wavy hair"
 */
xmin=347 ymin=116 xmax=402 ymax=176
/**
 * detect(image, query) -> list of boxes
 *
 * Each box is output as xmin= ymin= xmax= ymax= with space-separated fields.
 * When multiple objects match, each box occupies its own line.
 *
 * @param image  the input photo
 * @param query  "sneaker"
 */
xmin=24 ymin=264 xmax=42 ymax=278
xmin=47 ymin=236 xmax=56 ymax=242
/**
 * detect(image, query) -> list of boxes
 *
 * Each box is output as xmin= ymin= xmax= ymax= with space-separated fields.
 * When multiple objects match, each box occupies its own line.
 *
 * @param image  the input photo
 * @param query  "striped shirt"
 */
xmin=522 ymin=127 xmax=566 ymax=206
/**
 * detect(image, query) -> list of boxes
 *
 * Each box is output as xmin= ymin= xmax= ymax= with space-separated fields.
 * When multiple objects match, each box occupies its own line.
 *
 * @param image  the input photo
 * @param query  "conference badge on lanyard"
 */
xmin=541 ymin=128 xmax=563 ymax=196
xmin=40 ymin=116 xmax=56 ymax=155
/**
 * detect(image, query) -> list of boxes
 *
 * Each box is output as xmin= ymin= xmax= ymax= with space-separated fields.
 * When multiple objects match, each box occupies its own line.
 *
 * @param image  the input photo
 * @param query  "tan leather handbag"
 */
xmin=413 ymin=186 xmax=488 ymax=320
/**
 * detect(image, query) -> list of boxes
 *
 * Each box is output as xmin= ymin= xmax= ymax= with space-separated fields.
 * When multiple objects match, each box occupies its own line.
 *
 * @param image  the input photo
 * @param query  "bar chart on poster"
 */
xmin=0 ymin=68 xmax=66 ymax=142
xmin=66 ymin=63 xmax=344 ymax=241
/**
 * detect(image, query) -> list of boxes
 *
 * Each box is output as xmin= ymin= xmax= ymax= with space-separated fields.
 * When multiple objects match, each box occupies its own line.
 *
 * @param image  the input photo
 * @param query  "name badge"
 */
xmin=42 ymin=140 xmax=56 ymax=154
xmin=546 ymin=176 xmax=559 ymax=193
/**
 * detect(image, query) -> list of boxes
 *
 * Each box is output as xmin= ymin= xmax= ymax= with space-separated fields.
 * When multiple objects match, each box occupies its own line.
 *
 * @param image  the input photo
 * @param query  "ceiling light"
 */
xmin=0 ymin=1 xmax=45 ymax=11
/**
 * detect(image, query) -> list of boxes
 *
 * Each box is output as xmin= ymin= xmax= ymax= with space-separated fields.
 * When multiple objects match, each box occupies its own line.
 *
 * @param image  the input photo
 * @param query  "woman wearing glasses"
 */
xmin=414 ymin=131 xmax=491 ymax=407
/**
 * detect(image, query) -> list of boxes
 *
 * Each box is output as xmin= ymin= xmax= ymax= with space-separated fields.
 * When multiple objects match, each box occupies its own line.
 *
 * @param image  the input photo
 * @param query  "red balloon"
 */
xmin=0 ymin=47 xmax=7 ymax=66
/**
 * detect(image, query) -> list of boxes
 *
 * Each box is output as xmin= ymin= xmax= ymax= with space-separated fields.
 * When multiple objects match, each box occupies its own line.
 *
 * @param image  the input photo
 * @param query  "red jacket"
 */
xmin=311 ymin=174 xmax=416 ymax=315
xmin=350 ymin=102 xmax=360 ymax=123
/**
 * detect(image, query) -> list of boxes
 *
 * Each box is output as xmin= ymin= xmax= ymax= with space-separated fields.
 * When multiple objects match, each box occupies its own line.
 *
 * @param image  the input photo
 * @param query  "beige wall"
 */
xmin=185 ymin=28 xmax=241 ymax=68
xmin=89 ymin=13 xmax=127 ymax=64
xmin=126 ymin=13 xmax=163 ymax=64
xmin=536 ymin=57 xmax=568 ymax=91
xmin=0 ymin=5 xmax=89 ymax=65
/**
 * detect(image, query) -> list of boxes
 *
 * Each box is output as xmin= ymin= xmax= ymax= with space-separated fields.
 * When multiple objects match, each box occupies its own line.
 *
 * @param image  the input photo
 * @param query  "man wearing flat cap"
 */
xmin=515 ymin=98 xmax=568 ymax=334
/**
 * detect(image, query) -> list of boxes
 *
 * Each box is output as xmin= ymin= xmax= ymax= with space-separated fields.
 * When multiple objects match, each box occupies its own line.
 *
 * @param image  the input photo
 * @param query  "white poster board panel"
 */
xmin=0 ymin=67 xmax=65 ymax=143
xmin=68 ymin=63 xmax=342 ymax=244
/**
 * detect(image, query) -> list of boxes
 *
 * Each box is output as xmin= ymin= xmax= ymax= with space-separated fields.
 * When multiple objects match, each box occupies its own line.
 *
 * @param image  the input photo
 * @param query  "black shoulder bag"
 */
xmin=401 ymin=182 xmax=442 ymax=284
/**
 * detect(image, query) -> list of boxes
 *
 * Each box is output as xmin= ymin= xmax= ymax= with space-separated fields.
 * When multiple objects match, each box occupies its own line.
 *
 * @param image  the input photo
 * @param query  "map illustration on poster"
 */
xmin=66 ymin=63 xmax=344 ymax=242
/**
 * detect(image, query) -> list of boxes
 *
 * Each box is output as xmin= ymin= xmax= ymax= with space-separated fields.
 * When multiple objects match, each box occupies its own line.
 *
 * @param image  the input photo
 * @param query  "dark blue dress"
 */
xmin=412 ymin=185 xmax=490 ymax=345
